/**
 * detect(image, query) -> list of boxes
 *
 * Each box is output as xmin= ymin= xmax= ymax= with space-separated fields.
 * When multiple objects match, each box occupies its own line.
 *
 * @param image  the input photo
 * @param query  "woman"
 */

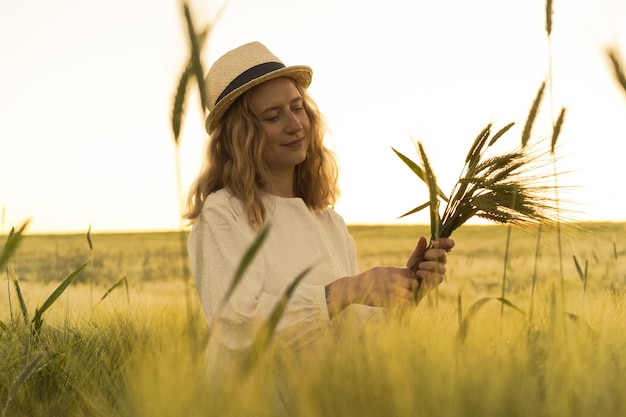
xmin=185 ymin=42 xmax=455 ymax=365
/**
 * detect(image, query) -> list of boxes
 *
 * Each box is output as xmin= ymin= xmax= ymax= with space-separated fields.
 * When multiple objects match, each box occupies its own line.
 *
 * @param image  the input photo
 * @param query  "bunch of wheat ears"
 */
xmin=393 ymin=111 xmax=565 ymax=274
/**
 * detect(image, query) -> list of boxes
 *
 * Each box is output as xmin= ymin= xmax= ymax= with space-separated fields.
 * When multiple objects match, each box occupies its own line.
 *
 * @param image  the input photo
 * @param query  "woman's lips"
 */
xmin=282 ymin=138 xmax=304 ymax=147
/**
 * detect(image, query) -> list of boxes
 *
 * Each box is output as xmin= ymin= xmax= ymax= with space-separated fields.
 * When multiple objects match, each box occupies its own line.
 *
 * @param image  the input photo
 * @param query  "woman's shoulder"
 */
xmin=204 ymin=188 xmax=232 ymax=204
xmin=201 ymin=188 xmax=245 ymax=217
xmin=315 ymin=205 xmax=349 ymax=229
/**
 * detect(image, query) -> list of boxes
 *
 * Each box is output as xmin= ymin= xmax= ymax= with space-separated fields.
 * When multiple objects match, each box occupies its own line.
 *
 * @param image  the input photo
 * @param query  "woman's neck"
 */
xmin=268 ymin=171 xmax=295 ymax=198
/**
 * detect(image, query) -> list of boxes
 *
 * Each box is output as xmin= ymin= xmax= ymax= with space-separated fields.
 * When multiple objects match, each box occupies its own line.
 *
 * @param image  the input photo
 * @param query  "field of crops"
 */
xmin=1 ymin=222 xmax=625 ymax=416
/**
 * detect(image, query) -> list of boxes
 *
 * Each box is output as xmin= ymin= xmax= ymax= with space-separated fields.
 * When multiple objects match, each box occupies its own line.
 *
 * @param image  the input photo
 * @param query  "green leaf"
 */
xmin=391 ymin=147 xmax=448 ymax=202
xmin=221 ymin=224 xmax=271 ymax=307
xmin=0 ymin=319 xmax=8 ymax=332
xmin=241 ymin=266 xmax=312 ymax=374
xmin=32 ymin=262 xmax=90 ymax=334
xmin=397 ymin=201 xmax=431 ymax=219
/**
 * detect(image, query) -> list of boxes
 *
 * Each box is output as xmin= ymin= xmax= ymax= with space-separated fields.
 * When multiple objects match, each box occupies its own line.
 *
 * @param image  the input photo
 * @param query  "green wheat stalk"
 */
xmin=171 ymin=0 xmax=219 ymax=348
xmin=2 ymin=221 xmax=29 ymax=326
xmin=607 ymin=47 xmax=626 ymax=95
xmin=545 ymin=0 xmax=553 ymax=37
xmin=551 ymin=107 xmax=567 ymax=304
xmin=87 ymin=224 xmax=93 ymax=306
xmin=96 ymin=275 xmax=129 ymax=305
xmin=502 ymin=81 xmax=546 ymax=320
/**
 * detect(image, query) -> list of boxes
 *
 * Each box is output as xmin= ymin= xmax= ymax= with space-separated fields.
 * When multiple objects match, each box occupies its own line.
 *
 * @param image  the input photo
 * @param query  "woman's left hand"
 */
xmin=407 ymin=236 xmax=455 ymax=302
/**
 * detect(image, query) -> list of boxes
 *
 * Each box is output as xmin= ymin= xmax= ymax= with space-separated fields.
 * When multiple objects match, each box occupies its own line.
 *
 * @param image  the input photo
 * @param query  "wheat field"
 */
xmin=1 ymin=222 xmax=625 ymax=416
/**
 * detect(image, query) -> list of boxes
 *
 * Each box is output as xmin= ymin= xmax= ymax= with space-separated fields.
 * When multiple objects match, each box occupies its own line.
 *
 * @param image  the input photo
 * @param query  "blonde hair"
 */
xmin=184 ymin=81 xmax=339 ymax=229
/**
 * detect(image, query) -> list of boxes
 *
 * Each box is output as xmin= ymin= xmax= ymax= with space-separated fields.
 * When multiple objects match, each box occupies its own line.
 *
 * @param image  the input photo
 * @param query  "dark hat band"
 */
xmin=214 ymin=61 xmax=285 ymax=105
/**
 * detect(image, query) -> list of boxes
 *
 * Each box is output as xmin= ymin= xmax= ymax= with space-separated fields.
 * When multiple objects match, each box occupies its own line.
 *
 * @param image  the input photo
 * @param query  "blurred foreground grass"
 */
xmin=1 ymin=222 xmax=625 ymax=416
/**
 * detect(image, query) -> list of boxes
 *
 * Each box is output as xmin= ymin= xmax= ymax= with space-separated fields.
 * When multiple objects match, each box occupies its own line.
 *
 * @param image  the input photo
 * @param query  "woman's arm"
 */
xmin=325 ymin=236 xmax=455 ymax=318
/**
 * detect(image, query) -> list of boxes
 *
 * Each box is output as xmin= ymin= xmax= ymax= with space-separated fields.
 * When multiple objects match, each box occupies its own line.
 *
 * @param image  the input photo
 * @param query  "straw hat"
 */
xmin=204 ymin=42 xmax=313 ymax=134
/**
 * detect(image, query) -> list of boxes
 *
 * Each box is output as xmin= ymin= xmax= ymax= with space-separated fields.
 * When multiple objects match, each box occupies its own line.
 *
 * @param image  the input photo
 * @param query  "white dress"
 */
xmin=188 ymin=188 xmax=376 ymax=371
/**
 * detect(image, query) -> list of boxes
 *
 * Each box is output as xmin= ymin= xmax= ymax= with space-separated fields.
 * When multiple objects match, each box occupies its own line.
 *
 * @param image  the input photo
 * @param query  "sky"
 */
xmin=1 ymin=0 xmax=626 ymax=234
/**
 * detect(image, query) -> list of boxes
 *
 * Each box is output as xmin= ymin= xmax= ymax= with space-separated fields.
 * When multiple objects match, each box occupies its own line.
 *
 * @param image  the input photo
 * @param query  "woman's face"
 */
xmin=248 ymin=77 xmax=310 ymax=176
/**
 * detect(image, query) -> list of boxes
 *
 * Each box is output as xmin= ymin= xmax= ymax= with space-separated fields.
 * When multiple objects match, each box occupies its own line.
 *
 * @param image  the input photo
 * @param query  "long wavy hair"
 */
xmin=184 ymin=80 xmax=339 ymax=229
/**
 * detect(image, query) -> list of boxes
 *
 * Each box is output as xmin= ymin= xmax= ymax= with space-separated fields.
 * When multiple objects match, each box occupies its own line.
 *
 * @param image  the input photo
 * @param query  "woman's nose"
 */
xmin=285 ymin=111 xmax=303 ymax=132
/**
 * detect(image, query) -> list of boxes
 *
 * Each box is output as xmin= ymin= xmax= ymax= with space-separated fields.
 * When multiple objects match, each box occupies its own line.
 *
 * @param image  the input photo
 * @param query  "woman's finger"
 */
xmin=423 ymin=248 xmax=448 ymax=263
xmin=407 ymin=236 xmax=428 ymax=269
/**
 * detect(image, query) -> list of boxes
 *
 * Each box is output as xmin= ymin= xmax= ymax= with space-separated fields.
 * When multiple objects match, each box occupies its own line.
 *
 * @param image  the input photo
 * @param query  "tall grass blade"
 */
xmin=86 ymin=224 xmax=93 ymax=251
xmin=500 ymin=224 xmax=513 ymax=320
xmin=457 ymin=297 xmax=524 ymax=344
xmin=0 ymin=221 xmax=29 ymax=271
xmin=417 ymin=142 xmax=441 ymax=241
xmin=2 ymin=353 xmax=46 ymax=417
xmin=551 ymin=107 xmax=566 ymax=153
xmin=0 ymin=320 xmax=7 ymax=332
xmin=96 ymin=276 xmax=129 ymax=305
xmin=172 ymin=4 xmax=220 ymax=143
xmin=607 ymin=47 xmax=626 ymax=95
xmin=457 ymin=293 xmax=463 ymax=330
xmin=241 ymin=266 xmax=312 ymax=374
xmin=13 ymin=279 xmax=29 ymax=325
xmin=573 ymin=255 xmax=584 ymax=283
xmin=183 ymin=2 xmax=208 ymax=111
xmin=521 ymin=82 xmax=546 ymax=148
xmin=549 ymin=283 xmax=560 ymax=337
xmin=172 ymin=67 xmax=190 ymax=143
xmin=527 ymin=224 xmax=542 ymax=331
xmin=545 ymin=0 xmax=553 ymax=37
xmin=32 ymin=262 xmax=90 ymax=334
xmin=221 ymin=224 xmax=271 ymax=307
xmin=87 ymin=224 xmax=94 ymax=306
